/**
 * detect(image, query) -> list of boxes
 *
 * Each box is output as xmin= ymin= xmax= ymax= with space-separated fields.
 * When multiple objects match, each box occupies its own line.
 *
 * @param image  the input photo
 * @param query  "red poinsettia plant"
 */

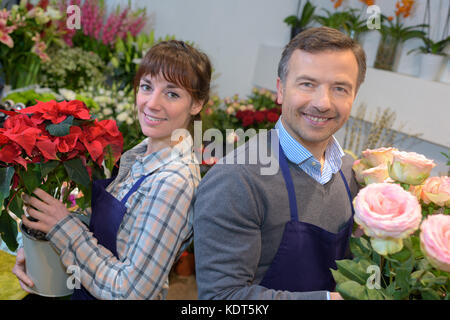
xmin=0 ymin=100 xmax=123 ymax=251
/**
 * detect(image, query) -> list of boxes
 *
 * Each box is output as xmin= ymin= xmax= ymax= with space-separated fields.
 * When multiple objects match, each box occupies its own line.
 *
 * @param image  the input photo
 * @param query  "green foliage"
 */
xmin=283 ymin=0 xmax=316 ymax=29
xmin=4 ymin=89 xmax=58 ymax=106
xmin=408 ymin=36 xmax=450 ymax=55
xmin=379 ymin=14 xmax=428 ymax=43
xmin=39 ymin=46 xmax=106 ymax=91
xmin=332 ymin=235 xmax=450 ymax=300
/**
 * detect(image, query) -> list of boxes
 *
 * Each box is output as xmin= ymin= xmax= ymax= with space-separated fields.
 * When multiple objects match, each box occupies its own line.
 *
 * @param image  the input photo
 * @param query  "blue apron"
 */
xmin=71 ymin=173 xmax=152 ymax=300
xmin=259 ymin=143 xmax=355 ymax=292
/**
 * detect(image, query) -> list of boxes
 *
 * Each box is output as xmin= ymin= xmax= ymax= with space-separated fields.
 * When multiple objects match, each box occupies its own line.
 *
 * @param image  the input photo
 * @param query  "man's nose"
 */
xmin=311 ymin=86 xmax=331 ymax=112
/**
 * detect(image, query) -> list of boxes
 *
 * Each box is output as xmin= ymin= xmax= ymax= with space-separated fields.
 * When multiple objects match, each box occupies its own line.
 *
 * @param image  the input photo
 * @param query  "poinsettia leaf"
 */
xmin=46 ymin=115 xmax=74 ymax=137
xmin=19 ymin=164 xmax=42 ymax=194
xmin=8 ymin=193 xmax=24 ymax=219
xmin=0 ymin=167 xmax=14 ymax=206
xmin=63 ymin=158 xmax=91 ymax=189
xmin=0 ymin=210 xmax=18 ymax=252
xmin=40 ymin=160 xmax=59 ymax=177
xmin=336 ymin=280 xmax=368 ymax=300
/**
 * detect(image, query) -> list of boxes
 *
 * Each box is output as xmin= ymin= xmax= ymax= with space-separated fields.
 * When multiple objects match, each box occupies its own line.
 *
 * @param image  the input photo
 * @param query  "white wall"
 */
xmin=107 ymin=0 xmax=450 ymax=98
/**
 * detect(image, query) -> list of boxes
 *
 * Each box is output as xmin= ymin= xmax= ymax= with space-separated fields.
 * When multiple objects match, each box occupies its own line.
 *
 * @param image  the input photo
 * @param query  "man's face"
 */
xmin=277 ymin=49 xmax=359 ymax=152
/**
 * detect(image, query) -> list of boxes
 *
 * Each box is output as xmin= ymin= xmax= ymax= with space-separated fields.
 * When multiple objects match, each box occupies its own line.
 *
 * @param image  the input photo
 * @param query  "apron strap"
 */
xmin=120 ymin=173 xmax=153 ymax=205
xmin=278 ymin=142 xmax=299 ymax=221
xmin=338 ymin=169 xmax=355 ymax=216
xmin=279 ymin=141 xmax=355 ymax=221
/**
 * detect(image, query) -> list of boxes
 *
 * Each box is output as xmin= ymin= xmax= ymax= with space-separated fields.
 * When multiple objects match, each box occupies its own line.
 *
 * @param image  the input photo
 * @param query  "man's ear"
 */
xmin=276 ymin=77 xmax=284 ymax=105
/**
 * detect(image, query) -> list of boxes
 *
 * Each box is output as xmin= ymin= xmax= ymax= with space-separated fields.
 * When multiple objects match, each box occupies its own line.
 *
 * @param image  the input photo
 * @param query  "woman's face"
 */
xmin=136 ymin=73 xmax=202 ymax=147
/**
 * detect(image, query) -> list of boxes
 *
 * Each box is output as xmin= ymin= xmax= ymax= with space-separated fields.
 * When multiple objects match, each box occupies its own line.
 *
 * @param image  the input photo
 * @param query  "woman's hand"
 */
xmin=12 ymin=248 xmax=35 ymax=293
xmin=21 ymin=188 xmax=71 ymax=234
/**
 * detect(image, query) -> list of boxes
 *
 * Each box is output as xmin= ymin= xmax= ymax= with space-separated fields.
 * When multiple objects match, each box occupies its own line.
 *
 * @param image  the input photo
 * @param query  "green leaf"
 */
xmin=19 ymin=164 xmax=42 ymax=194
xmin=0 ymin=210 xmax=18 ymax=252
xmin=330 ymin=268 xmax=352 ymax=285
xmin=0 ymin=167 xmax=14 ymax=206
xmin=46 ymin=115 xmax=74 ymax=137
xmin=336 ymin=280 xmax=368 ymax=300
xmin=8 ymin=193 xmax=24 ymax=219
xmin=367 ymin=287 xmax=387 ymax=300
xmin=63 ymin=158 xmax=91 ymax=189
xmin=420 ymin=288 xmax=442 ymax=300
xmin=350 ymin=236 xmax=372 ymax=259
xmin=40 ymin=160 xmax=59 ymax=177
xmin=335 ymin=259 xmax=370 ymax=285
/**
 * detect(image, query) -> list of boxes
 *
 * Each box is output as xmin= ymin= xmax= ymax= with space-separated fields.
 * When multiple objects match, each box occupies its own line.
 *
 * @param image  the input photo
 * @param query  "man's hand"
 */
xmin=330 ymin=292 xmax=343 ymax=300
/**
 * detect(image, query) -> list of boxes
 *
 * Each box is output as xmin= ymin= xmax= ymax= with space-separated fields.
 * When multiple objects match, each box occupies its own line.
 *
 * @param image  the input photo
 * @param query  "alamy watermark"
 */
xmin=66 ymin=5 xmax=81 ymax=30
xmin=366 ymin=265 xmax=381 ymax=290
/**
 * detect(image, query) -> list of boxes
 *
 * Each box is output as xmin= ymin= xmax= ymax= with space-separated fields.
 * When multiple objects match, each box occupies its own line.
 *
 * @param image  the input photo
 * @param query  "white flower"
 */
xmin=59 ymin=88 xmax=77 ymax=101
xmin=117 ymin=112 xmax=129 ymax=122
xmin=226 ymin=132 xmax=239 ymax=144
xmin=46 ymin=6 xmax=62 ymax=20
xmin=103 ymin=108 xmax=113 ymax=116
xmin=126 ymin=117 xmax=134 ymax=125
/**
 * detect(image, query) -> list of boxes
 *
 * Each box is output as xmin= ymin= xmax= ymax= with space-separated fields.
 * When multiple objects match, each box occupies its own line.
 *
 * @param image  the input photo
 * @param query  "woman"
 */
xmin=12 ymin=40 xmax=212 ymax=299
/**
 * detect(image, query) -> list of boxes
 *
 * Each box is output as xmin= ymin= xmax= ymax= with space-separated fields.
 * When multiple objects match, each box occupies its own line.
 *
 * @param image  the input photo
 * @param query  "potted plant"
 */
xmin=374 ymin=1 xmax=428 ymax=71
xmin=408 ymin=36 xmax=450 ymax=81
xmin=283 ymin=0 xmax=316 ymax=40
xmin=0 ymin=99 xmax=123 ymax=296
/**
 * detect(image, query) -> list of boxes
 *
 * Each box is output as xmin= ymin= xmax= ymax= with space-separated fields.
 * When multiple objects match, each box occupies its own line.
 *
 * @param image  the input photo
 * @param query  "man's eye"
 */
xmin=301 ymin=82 xmax=313 ymax=88
xmin=335 ymin=87 xmax=347 ymax=93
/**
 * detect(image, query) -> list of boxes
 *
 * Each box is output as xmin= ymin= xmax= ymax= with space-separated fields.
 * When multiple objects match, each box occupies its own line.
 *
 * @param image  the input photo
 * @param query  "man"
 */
xmin=194 ymin=27 xmax=365 ymax=300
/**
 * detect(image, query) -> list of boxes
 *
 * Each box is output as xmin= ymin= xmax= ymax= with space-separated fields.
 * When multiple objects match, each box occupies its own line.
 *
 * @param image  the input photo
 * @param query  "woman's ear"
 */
xmin=190 ymin=100 xmax=203 ymax=116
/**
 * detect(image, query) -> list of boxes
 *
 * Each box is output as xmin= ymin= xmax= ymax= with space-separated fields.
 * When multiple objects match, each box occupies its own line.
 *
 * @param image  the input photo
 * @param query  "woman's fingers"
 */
xmin=22 ymin=193 xmax=51 ymax=213
xmin=22 ymin=214 xmax=50 ymax=234
xmin=12 ymin=248 xmax=35 ymax=289
xmin=33 ymin=188 xmax=59 ymax=206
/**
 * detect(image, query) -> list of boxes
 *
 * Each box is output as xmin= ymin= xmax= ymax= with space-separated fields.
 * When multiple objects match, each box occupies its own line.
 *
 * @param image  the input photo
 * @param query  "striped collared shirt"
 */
xmin=275 ymin=117 xmax=345 ymax=184
xmin=47 ymin=136 xmax=200 ymax=300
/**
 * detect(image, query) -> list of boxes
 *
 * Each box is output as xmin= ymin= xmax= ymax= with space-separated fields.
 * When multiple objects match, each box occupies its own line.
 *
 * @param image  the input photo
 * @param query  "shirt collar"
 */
xmin=130 ymin=133 xmax=197 ymax=177
xmin=275 ymin=116 xmax=345 ymax=166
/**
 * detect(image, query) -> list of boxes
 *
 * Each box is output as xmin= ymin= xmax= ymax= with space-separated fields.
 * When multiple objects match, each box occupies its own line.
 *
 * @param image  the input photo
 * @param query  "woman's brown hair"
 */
xmin=134 ymin=40 xmax=212 ymax=132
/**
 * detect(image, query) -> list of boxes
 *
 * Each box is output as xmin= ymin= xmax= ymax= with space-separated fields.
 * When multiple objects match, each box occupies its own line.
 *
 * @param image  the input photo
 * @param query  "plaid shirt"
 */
xmin=47 ymin=136 xmax=200 ymax=299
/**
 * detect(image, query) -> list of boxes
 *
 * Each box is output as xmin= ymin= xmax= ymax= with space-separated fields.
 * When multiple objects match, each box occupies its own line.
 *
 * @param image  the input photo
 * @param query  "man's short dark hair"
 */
xmin=278 ymin=27 xmax=367 ymax=90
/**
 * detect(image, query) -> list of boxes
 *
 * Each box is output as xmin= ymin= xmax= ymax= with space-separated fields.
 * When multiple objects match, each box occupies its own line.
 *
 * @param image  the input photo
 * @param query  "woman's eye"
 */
xmin=167 ymin=91 xmax=180 ymax=99
xmin=140 ymin=84 xmax=151 ymax=91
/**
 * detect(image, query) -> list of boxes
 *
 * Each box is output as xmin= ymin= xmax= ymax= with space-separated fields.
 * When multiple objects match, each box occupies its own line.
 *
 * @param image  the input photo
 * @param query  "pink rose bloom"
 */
xmin=354 ymin=183 xmax=422 ymax=254
xmin=420 ymin=176 xmax=450 ymax=207
xmin=362 ymin=147 xmax=397 ymax=167
xmin=388 ymin=151 xmax=436 ymax=185
xmin=352 ymin=159 xmax=370 ymax=184
xmin=420 ymin=214 xmax=450 ymax=272
xmin=361 ymin=164 xmax=389 ymax=185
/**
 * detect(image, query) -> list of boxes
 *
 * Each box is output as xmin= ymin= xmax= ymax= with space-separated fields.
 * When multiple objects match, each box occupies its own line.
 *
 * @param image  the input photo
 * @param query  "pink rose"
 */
xmin=353 ymin=183 xmax=422 ymax=255
xmin=361 ymin=147 xmax=397 ymax=167
xmin=420 ymin=176 xmax=450 ymax=207
xmin=352 ymin=159 xmax=370 ymax=184
xmin=361 ymin=165 xmax=389 ymax=185
xmin=420 ymin=214 xmax=450 ymax=272
xmin=388 ymin=151 xmax=436 ymax=185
